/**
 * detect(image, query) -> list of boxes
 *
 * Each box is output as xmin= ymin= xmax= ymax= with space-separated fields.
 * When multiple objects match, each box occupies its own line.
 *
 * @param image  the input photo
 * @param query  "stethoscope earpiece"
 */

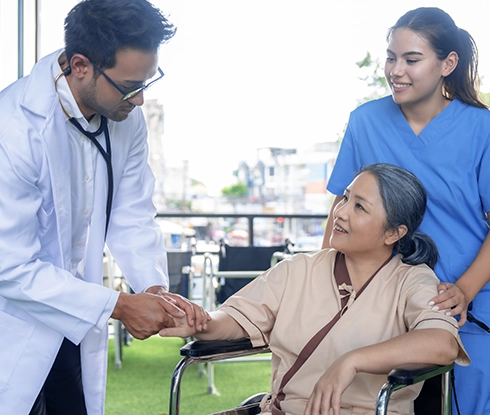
xmin=63 ymin=66 xmax=72 ymax=76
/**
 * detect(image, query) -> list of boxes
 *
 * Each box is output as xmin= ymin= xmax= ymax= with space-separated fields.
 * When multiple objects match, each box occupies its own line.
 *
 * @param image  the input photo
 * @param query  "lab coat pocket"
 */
xmin=37 ymin=204 xmax=61 ymax=261
xmin=37 ymin=203 xmax=55 ymax=236
xmin=0 ymin=312 xmax=35 ymax=391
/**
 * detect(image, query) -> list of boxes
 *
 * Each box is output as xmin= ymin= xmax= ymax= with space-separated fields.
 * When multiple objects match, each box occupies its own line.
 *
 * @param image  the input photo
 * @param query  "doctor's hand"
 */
xmin=146 ymin=286 xmax=211 ymax=331
xmin=304 ymin=353 xmax=357 ymax=415
xmin=111 ymin=292 xmax=182 ymax=340
xmin=158 ymin=313 xmax=197 ymax=338
xmin=428 ymin=282 xmax=467 ymax=327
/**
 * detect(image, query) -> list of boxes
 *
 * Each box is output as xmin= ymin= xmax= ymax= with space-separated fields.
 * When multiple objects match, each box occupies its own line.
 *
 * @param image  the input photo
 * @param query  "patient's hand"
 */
xmin=158 ymin=314 xmax=197 ymax=338
xmin=428 ymin=282 xmax=467 ymax=327
xmin=304 ymin=353 xmax=357 ymax=415
xmin=146 ymin=286 xmax=211 ymax=331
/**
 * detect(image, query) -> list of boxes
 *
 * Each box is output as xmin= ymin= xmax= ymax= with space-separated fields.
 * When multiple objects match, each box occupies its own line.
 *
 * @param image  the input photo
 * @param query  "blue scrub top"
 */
xmin=328 ymin=97 xmax=490 ymax=332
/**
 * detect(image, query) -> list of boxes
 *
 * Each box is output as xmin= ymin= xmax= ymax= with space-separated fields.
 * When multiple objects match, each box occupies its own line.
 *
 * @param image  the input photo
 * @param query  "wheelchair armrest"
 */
xmin=387 ymin=363 xmax=454 ymax=386
xmin=180 ymin=338 xmax=267 ymax=358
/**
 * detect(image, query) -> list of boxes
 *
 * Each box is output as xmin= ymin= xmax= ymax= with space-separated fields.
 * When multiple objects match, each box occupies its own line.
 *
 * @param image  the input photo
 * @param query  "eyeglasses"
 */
xmin=86 ymin=56 xmax=164 ymax=101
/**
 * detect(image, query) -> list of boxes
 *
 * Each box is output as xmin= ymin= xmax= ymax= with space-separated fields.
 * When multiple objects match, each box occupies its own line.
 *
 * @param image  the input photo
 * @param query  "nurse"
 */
xmin=0 ymin=1 xmax=208 ymax=414
xmin=323 ymin=7 xmax=490 ymax=414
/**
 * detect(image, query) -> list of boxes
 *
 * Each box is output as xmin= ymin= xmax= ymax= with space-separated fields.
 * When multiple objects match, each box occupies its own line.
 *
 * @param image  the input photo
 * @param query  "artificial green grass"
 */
xmin=105 ymin=336 xmax=271 ymax=415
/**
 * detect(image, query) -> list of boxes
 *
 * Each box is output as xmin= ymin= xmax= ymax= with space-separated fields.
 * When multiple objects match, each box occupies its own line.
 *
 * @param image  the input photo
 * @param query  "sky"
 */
xmin=148 ymin=0 xmax=490 ymax=193
xmin=6 ymin=0 xmax=490 ymax=194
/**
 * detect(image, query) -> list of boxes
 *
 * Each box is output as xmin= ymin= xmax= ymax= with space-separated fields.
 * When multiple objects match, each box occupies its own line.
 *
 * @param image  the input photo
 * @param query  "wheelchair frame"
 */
xmin=169 ymin=338 xmax=453 ymax=415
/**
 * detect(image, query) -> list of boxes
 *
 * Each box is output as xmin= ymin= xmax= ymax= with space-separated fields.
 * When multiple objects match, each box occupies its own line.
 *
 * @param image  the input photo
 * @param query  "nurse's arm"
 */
xmin=321 ymin=195 xmax=343 ymax=249
xmin=429 ymin=219 xmax=490 ymax=326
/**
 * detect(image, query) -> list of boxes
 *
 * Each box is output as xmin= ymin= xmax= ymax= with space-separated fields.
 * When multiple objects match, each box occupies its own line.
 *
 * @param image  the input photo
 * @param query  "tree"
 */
xmin=356 ymin=52 xmax=390 ymax=104
xmin=335 ymin=52 xmax=390 ymax=144
xmin=221 ymin=182 xmax=248 ymax=213
xmin=221 ymin=182 xmax=248 ymax=198
xmin=481 ymin=91 xmax=490 ymax=107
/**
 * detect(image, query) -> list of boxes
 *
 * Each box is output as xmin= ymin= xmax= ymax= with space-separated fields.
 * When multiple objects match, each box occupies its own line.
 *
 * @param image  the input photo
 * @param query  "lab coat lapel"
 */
xmin=41 ymin=112 xmax=73 ymax=268
xmin=20 ymin=50 xmax=73 ymax=269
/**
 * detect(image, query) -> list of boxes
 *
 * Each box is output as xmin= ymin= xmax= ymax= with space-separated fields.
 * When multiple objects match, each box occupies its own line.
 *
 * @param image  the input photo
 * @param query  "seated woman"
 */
xmin=160 ymin=163 xmax=469 ymax=415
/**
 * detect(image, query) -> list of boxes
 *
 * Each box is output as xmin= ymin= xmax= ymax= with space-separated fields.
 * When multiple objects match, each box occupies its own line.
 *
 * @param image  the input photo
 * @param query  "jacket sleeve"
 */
xmin=0 ymin=113 xmax=117 ymax=345
xmin=105 ymin=109 xmax=169 ymax=293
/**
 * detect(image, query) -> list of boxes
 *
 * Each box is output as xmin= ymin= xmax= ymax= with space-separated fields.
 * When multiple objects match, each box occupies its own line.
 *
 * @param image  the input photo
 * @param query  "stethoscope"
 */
xmin=55 ymin=66 xmax=113 ymax=238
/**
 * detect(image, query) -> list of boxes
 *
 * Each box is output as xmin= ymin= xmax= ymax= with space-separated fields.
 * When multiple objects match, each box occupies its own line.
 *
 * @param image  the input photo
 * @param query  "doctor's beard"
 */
xmin=78 ymin=81 xmax=135 ymax=122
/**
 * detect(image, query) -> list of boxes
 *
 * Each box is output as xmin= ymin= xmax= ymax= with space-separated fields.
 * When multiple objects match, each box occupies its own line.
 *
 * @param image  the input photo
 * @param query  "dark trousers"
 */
xmin=414 ymin=375 xmax=442 ymax=414
xmin=29 ymin=338 xmax=87 ymax=415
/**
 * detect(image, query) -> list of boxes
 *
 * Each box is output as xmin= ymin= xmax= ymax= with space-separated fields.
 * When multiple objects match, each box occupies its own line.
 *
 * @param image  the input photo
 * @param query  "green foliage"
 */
xmin=336 ymin=51 xmax=391 ymax=143
xmin=105 ymin=336 xmax=271 ymax=415
xmin=481 ymin=91 xmax=490 ymax=107
xmin=221 ymin=182 xmax=248 ymax=198
xmin=167 ymin=199 xmax=192 ymax=211
xmin=356 ymin=51 xmax=390 ymax=104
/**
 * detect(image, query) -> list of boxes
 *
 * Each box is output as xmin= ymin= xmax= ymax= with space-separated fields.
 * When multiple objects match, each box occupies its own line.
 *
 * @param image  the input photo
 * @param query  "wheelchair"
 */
xmin=214 ymin=240 xmax=291 ymax=305
xmin=198 ymin=241 xmax=293 ymax=394
xmin=168 ymin=338 xmax=453 ymax=415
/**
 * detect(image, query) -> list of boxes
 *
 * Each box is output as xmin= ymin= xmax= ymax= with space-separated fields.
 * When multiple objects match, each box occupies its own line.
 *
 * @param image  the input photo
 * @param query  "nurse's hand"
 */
xmin=111 ymin=292 xmax=182 ymax=340
xmin=304 ymin=354 xmax=356 ymax=415
xmin=428 ymin=282 xmax=467 ymax=327
xmin=145 ymin=286 xmax=211 ymax=331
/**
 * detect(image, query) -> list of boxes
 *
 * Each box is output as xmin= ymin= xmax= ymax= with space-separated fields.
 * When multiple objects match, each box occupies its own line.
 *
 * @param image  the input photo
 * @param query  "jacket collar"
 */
xmin=20 ymin=49 xmax=64 ymax=119
xmin=22 ymin=49 xmax=73 ymax=268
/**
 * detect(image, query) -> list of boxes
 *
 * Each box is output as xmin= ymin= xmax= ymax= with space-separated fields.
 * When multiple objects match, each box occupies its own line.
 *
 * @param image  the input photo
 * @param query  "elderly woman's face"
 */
xmin=330 ymin=172 xmax=391 ymax=257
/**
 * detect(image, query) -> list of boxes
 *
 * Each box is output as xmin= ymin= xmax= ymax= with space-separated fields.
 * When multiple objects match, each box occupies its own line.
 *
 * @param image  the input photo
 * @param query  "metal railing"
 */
xmin=155 ymin=212 xmax=326 ymax=247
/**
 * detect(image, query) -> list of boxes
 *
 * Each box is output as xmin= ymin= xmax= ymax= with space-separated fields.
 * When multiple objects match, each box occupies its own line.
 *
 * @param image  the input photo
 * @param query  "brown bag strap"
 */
xmin=272 ymin=252 xmax=391 ymax=414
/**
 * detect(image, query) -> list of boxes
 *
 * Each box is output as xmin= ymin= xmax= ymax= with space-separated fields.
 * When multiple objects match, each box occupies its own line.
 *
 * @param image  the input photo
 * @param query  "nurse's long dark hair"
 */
xmin=358 ymin=164 xmax=439 ymax=269
xmin=388 ymin=7 xmax=487 ymax=109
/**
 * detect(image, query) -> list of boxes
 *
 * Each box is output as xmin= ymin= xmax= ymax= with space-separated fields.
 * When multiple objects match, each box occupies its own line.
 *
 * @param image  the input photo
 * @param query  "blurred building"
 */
xmin=143 ymin=97 xmax=339 ymax=215
xmin=236 ymin=142 xmax=340 ymax=214
xmin=142 ymin=99 xmax=167 ymax=210
xmin=142 ymin=99 xmax=201 ymax=212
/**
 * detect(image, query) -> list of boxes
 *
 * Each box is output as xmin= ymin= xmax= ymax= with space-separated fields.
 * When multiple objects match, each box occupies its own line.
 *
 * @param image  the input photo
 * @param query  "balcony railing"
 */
xmin=155 ymin=212 xmax=326 ymax=248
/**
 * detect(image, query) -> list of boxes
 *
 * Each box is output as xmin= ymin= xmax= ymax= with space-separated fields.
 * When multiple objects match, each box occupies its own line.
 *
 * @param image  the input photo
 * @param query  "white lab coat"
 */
xmin=0 ymin=50 xmax=168 ymax=414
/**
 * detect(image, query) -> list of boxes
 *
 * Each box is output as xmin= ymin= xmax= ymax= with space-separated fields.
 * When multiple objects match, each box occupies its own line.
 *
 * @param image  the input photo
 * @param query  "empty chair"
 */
xmin=167 ymin=249 xmax=194 ymax=298
xmin=216 ymin=241 xmax=288 ymax=305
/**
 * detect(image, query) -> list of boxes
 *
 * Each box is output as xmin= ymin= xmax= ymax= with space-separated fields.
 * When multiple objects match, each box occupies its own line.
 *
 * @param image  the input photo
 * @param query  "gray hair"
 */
xmin=357 ymin=163 xmax=439 ymax=269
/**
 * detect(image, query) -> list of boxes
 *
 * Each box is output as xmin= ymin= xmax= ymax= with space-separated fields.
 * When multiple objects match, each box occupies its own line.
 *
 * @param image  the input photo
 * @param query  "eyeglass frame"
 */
xmin=80 ymin=54 xmax=164 ymax=101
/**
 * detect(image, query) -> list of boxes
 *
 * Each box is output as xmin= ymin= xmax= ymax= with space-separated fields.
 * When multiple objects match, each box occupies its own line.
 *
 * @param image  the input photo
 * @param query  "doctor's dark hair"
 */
xmin=64 ymin=0 xmax=176 ymax=69
xmin=357 ymin=163 xmax=439 ymax=269
xmin=388 ymin=7 xmax=487 ymax=109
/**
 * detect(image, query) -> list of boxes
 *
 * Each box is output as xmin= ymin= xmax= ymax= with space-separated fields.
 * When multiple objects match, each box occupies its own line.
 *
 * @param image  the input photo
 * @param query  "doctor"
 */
xmin=0 ymin=1 xmax=209 ymax=414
